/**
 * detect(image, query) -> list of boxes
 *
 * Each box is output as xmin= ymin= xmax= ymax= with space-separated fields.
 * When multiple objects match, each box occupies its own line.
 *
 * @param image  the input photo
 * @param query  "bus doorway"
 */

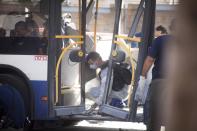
xmin=49 ymin=0 xmax=156 ymax=122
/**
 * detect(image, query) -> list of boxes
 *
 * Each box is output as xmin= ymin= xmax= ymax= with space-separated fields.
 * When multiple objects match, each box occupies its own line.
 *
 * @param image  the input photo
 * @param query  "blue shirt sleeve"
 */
xmin=148 ymin=37 xmax=161 ymax=58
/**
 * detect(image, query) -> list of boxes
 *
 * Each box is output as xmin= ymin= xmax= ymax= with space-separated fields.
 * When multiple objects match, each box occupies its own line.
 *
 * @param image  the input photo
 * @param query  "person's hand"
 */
xmin=134 ymin=76 xmax=146 ymax=103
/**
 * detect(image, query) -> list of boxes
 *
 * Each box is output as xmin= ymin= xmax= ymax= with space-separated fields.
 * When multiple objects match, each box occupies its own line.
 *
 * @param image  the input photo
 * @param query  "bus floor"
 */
xmin=2 ymin=120 xmax=146 ymax=131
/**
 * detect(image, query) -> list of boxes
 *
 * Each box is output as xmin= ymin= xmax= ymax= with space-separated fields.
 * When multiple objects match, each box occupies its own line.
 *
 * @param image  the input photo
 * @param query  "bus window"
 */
xmin=0 ymin=28 xmax=6 ymax=37
xmin=0 ymin=0 xmax=48 ymax=55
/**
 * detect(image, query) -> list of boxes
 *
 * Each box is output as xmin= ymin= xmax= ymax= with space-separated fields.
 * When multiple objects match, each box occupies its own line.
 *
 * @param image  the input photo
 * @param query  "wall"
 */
xmin=68 ymin=4 xmax=176 ymax=34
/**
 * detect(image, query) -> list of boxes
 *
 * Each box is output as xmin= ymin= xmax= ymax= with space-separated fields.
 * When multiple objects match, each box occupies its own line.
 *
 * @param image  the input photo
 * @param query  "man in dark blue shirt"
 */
xmin=149 ymin=35 xmax=171 ymax=80
xmin=135 ymin=35 xmax=171 ymax=131
xmin=135 ymin=21 xmax=174 ymax=131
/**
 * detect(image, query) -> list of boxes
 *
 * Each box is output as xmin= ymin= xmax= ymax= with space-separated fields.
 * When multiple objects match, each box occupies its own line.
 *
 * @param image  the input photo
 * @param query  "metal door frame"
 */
xmin=48 ymin=0 xmax=156 ymax=120
xmin=48 ymin=0 xmax=87 ymax=117
xmin=99 ymin=0 xmax=156 ymax=121
xmin=129 ymin=0 xmax=156 ymax=121
xmin=98 ymin=0 xmax=130 ymax=120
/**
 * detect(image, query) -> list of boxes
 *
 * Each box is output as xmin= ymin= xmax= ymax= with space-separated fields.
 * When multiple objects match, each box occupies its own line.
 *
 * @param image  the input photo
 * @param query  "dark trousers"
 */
xmin=144 ymin=79 xmax=167 ymax=131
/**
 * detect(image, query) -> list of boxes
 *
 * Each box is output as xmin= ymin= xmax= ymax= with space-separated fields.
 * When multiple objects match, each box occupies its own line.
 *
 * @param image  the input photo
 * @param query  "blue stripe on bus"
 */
xmin=31 ymin=80 xmax=48 ymax=120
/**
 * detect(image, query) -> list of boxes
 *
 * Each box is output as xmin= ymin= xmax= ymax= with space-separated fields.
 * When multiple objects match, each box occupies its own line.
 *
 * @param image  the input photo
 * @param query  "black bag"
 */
xmin=112 ymin=63 xmax=132 ymax=91
xmin=98 ymin=62 xmax=132 ymax=91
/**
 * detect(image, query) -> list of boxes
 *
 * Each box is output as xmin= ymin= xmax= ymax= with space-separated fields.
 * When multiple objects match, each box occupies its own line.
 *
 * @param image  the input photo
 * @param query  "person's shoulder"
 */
xmin=160 ymin=35 xmax=172 ymax=43
xmin=154 ymin=35 xmax=171 ymax=43
xmin=153 ymin=36 xmax=163 ymax=44
xmin=157 ymin=34 xmax=171 ymax=40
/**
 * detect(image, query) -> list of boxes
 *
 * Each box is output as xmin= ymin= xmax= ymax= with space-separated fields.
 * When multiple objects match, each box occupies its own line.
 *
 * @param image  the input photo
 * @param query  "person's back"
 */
xmin=98 ymin=62 xmax=131 ymax=107
xmin=112 ymin=63 xmax=132 ymax=91
xmin=98 ymin=62 xmax=131 ymax=91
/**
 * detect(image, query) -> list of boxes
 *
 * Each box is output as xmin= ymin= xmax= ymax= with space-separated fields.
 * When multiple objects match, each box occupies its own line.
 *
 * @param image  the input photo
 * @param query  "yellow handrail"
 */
xmin=115 ymin=35 xmax=141 ymax=43
xmin=55 ymin=35 xmax=83 ymax=39
xmin=55 ymin=41 xmax=83 ymax=103
xmin=78 ymin=0 xmax=81 ymax=35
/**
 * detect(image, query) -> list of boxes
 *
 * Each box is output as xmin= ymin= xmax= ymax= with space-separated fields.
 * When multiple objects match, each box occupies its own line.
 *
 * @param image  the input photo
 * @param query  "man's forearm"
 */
xmin=141 ymin=56 xmax=155 ymax=77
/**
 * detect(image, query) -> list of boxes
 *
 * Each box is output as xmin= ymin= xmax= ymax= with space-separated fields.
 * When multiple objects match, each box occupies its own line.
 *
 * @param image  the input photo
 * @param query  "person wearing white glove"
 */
xmin=85 ymin=52 xmax=108 ymax=114
xmin=135 ymin=76 xmax=146 ymax=103
xmin=135 ymin=27 xmax=172 ymax=131
xmin=135 ymin=65 xmax=153 ymax=104
xmin=135 ymin=55 xmax=155 ymax=103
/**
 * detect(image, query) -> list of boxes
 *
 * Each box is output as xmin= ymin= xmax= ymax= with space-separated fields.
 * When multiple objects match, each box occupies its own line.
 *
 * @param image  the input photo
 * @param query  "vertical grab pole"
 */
xmin=80 ymin=0 xmax=87 ymax=106
xmin=48 ymin=0 xmax=62 ymax=117
xmin=129 ymin=0 xmax=156 ymax=121
xmin=127 ymin=0 xmax=145 ymax=118
xmin=78 ymin=0 xmax=81 ymax=35
xmin=93 ymin=0 xmax=99 ymax=51
xmin=102 ymin=0 xmax=122 ymax=105
xmin=128 ymin=0 xmax=145 ymax=37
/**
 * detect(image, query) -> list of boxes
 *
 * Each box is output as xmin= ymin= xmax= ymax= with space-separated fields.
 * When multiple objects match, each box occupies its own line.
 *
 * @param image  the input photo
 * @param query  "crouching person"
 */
xmin=86 ymin=51 xmax=132 ymax=112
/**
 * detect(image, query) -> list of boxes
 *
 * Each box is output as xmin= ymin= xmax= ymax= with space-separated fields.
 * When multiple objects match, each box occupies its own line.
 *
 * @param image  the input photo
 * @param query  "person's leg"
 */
xmin=147 ymin=79 xmax=166 ymax=131
xmin=146 ymin=82 xmax=161 ymax=131
xmin=109 ymin=86 xmax=128 ymax=108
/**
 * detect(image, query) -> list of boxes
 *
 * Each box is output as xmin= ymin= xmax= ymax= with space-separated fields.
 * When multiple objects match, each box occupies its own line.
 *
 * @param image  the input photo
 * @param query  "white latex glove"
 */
xmin=134 ymin=76 xmax=146 ymax=103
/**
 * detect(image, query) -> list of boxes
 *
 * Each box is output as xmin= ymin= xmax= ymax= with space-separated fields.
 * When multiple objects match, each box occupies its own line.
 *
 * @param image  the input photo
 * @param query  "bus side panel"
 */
xmin=31 ymin=80 xmax=48 ymax=120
